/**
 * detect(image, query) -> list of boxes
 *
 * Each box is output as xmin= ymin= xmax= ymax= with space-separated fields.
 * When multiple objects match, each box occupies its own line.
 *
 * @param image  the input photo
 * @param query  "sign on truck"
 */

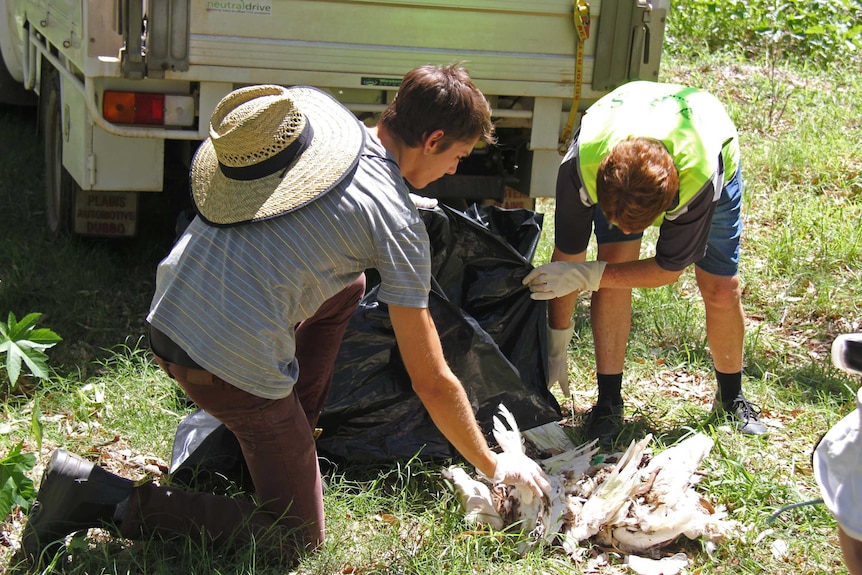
xmin=0 ymin=0 xmax=669 ymax=237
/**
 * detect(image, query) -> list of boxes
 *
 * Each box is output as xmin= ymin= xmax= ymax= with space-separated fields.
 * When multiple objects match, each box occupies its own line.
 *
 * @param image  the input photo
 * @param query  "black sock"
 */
xmin=716 ymin=370 xmax=742 ymax=404
xmin=596 ymin=373 xmax=623 ymax=406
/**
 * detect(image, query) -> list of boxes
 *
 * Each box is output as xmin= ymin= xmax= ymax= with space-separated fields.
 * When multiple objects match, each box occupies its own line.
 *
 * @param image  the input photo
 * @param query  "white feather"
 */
xmin=492 ymin=402 xmax=525 ymax=454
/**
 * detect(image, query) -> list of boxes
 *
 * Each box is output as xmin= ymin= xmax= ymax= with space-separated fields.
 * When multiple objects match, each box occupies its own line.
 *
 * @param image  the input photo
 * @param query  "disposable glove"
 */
xmin=522 ymin=261 xmax=607 ymax=300
xmin=488 ymin=452 xmax=551 ymax=497
xmin=548 ymin=323 xmax=575 ymax=396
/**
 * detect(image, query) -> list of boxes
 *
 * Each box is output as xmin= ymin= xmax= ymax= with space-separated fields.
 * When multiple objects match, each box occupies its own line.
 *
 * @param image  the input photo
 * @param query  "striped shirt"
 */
xmin=147 ymin=129 xmax=431 ymax=399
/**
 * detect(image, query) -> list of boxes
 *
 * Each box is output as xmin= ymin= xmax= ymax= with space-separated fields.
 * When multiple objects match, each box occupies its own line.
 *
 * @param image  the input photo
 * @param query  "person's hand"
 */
xmin=491 ymin=452 xmax=551 ymax=497
xmin=408 ymin=193 xmax=439 ymax=209
xmin=547 ymin=323 xmax=575 ymax=395
xmin=522 ymin=261 xmax=607 ymax=300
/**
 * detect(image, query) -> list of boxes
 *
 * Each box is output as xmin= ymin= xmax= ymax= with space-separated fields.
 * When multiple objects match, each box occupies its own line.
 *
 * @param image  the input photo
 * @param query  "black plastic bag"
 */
xmin=169 ymin=205 xmax=560 ymax=476
xmin=167 ymin=407 xmax=252 ymax=490
xmin=316 ymin=205 xmax=560 ymax=462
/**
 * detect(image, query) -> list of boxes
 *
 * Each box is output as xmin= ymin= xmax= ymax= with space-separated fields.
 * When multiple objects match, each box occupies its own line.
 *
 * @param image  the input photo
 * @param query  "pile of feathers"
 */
xmin=442 ymin=405 xmax=740 ymax=561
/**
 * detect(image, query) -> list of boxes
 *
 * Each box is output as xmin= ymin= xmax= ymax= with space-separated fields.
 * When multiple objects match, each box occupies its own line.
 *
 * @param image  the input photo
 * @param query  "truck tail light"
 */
xmin=103 ymin=91 xmax=195 ymax=126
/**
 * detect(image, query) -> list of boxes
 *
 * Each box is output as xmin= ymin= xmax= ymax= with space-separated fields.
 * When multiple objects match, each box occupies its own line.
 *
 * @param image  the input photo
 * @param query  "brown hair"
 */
xmin=596 ymin=137 xmax=679 ymax=232
xmin=377 ymin=64 xmax=495 ymax=151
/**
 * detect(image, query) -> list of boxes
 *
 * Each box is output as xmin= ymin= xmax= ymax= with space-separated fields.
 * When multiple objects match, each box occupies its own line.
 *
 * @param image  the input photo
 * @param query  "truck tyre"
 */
xmin=41 ymin=65 xmax=78 ymax=236
xmin=0 ymin=42 xmax=35 ymax=106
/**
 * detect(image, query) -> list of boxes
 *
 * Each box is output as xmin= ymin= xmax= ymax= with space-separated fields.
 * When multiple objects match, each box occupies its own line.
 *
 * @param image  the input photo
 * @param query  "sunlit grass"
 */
xmin=1 ymin=49 xmax=861 ymax=575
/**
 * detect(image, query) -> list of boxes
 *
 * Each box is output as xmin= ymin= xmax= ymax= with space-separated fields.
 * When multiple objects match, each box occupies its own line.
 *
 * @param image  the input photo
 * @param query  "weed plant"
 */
xmin=1 ymin=9 xmax=861 ymax=573
xmin=665 ymin=0 xmax=862 ymax=68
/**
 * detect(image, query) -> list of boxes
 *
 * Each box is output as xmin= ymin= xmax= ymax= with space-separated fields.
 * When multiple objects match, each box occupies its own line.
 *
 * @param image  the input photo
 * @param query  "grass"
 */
xmin=1 ymin=49 xmax=862 ymax=575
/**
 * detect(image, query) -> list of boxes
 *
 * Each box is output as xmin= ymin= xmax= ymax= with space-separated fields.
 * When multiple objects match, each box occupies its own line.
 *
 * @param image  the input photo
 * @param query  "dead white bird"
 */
xmin=490 ymin=404 xmax=544 ymax=548
xmin=562 ymin=435 xmax=654 ymax=551
xmin=524 ymin=420 xmax=582 ymax=455
xmin=444 ymin=404 xmax=738 ymax=562
xmin=598 ymin=432 xmax=735 ymax=554
xmin=440 ymin=466 xmax=504 ymax=531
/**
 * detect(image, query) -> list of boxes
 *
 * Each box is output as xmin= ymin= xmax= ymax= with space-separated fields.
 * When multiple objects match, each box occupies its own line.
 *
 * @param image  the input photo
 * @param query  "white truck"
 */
xmin=0 ymin=0 xmax=669 ymax=237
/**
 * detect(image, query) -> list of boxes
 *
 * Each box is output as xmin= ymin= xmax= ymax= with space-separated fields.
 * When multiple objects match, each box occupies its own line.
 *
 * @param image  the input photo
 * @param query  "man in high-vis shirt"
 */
xmin=523 ymin=81 xmax=767 ymax=444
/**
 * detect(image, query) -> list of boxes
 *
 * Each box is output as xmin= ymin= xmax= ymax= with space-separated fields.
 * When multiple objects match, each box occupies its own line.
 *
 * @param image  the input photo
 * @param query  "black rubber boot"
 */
xmin=20 ymin=449 xmax=134 ymax=563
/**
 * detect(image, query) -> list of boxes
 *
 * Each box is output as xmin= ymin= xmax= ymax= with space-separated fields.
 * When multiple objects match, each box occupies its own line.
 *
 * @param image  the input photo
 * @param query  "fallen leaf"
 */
xmin=753 ymin=528 xmax=775 ymax=545
xmin=371 ymin=513 xmax=400 ymax=527
xmin=771 ymin=539 xmax=789 ymax=559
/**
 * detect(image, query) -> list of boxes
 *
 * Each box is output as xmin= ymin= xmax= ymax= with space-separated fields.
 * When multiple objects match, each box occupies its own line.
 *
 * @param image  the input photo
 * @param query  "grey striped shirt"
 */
xmin=147 ymin=130 xmax=431 ymax=399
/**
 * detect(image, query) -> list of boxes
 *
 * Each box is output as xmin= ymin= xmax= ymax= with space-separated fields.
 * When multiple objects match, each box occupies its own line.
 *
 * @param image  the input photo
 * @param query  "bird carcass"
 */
xmin=443 ymin=404 xmax=739 ymax=559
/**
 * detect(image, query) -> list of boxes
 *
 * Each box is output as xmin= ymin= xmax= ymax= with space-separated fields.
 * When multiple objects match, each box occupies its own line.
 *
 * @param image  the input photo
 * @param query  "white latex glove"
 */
xmin=489 ymin=452 xmax=551 ymax=497
xmin=548 ymin=323 xmax=575 ymax=396
xmin=408 ymin=193 xmax=439 ymax=209
xmin=522 ymin=261 xmax=607 ymax=300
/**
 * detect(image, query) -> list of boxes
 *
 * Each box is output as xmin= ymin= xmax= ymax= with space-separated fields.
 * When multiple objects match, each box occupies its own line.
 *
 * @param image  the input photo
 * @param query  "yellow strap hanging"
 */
xmin=559 ymin=0 xmax=590 ymax=154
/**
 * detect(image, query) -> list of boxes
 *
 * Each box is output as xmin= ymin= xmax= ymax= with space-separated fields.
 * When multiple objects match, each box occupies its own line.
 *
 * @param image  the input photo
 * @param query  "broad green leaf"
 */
xmin=0 ymin=443 xmax=36 ymax=515
xmin=19 ymin=346 xmax=51 ymax=381
xmin=4 ymin=313 xmax=33 ymax=340
xmin=0 ymin=312 xmax=61 ymax=387
xmin=25 ymin=328 xmax=62 ymax=346
xmin=5 ymin=346 xmax=22 ymax=385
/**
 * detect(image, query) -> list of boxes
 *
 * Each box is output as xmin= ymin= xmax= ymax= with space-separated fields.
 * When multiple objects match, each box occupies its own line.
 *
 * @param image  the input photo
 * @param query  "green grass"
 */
xmin=0 ymin=106 xmax=177 ymax=378
xmin=2 ymin=38 xmax=862 ymax=575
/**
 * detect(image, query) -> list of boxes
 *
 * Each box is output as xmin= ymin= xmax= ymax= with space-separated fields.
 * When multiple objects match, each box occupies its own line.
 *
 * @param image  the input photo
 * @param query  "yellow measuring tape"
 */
xmin=559 ymin=0 xmax=590 ymax=154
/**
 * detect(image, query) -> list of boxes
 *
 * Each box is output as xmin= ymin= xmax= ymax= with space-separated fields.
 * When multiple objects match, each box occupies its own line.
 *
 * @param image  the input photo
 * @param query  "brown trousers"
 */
xmin=122 ymin=274 xmax=366 ymax=554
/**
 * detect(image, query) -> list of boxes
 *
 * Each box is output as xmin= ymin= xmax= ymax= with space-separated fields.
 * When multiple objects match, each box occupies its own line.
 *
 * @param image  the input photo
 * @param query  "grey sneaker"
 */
xmin=584 ymin=402 xmax=624 ymax=446
xmin=714 ymin=393 xmax=768 ymax=435
xmin=20 ymin=449 xmax=133 ymax=563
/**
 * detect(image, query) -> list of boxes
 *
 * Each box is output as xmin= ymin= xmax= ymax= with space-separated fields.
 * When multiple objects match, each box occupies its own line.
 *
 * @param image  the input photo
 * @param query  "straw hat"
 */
xmin=191 ymin=84 xmax=364 ymax=226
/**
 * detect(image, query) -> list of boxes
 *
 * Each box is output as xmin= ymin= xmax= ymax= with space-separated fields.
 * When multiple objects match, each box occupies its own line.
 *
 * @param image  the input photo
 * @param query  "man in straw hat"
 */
xmin=19 ymin=64 xmax=550 ymax=564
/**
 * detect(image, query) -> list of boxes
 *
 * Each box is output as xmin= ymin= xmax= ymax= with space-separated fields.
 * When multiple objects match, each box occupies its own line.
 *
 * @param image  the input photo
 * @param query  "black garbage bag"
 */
xmin=316 ymin=204 xmax=561 ymax=462
xmin=167 ymin=407 xmax=253 ymax=490
xmin=169 ymin=204 xmax=560 ymax=478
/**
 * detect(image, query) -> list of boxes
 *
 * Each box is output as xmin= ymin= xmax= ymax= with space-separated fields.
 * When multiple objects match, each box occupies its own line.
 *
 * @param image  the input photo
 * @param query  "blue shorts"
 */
xmin=593 ymin=165 xmax=744 ymax=277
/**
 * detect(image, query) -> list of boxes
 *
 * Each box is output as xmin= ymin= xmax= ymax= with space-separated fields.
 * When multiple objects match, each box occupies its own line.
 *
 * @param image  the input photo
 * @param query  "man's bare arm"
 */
xmin=388 ymin=304 xmax=497 ymax=477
